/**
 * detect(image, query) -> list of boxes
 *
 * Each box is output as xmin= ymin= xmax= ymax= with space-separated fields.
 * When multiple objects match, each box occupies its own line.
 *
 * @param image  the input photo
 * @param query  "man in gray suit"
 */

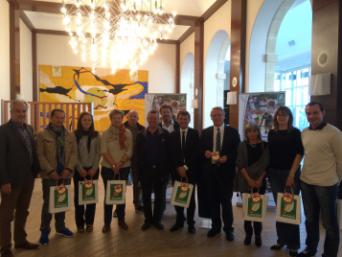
xmin=0 ymin=100 xmax=39 ymax=257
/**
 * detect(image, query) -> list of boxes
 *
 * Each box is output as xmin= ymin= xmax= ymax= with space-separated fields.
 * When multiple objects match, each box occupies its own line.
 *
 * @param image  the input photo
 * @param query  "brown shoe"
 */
xmin=118 ymin=220 xmax=128 ymax=230
xmin=86 ymin=225 xmax=93 ymax=233
xmin=1 ymin=249 xmax=14 ymax=257
xmin=14 ymin=241 xmax=39 ymax=250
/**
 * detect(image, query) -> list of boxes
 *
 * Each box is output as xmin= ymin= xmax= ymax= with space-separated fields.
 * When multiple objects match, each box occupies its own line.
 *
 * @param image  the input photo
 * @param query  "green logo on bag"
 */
xmin=247 ymin=197 xmax=262 ymax=217
xmin=82 ymin=182 xmax=95 ymax=201
xmin=280 ymin=198 xmax=297 ymax=219
xmin=175 ymin=184 xmax=190 ymax=204
xmin=110 ymin=184 xmax=123 ymax=200
xmin=54 ymin=188 xmax=68 ymax=208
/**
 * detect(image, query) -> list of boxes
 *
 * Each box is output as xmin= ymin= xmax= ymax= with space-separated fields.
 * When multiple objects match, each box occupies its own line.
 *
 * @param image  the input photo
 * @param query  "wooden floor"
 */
xmin=11 ymin=179 xmax=342 ymax=257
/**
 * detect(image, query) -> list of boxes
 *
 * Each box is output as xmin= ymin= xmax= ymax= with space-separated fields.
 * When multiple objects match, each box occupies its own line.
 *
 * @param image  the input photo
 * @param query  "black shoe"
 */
xmin=244 ymin=234 xmax=252 ymax=245
xmin=14 ymin=241 xmax=39 ymax=250
xmin=141 ymin=222 xmax=152 ymax=231
xmin=169 ymin=223 xmax=183 ymax=232
xmin=118 ymin=220 xmax=128 ymax=230
xmin=297 ymin=249 xmax=316 ymax=257
xmin=289 ymin=249 xmax=298 ymax=257
xmin=270 ymin=243 xmax=285 ymax=250
xmin=207 ymin=229 xmax=220 ymax=238
xmin=188 ymin=226 xmax=196 ymax=234
xmin=102 ymin=225 xmax=111 ymax=233
xmin=255 ymin=236 xmax=262 ymax=247
xmin=225 ymin=231 xmax=234 ymax=241
xmin=153 ymin=222 xmax=164 ymax=230
xmin=1 ymin=249 xmax=14 ymax=257
xmin=135 ymin=206 xmax=144 ymax=212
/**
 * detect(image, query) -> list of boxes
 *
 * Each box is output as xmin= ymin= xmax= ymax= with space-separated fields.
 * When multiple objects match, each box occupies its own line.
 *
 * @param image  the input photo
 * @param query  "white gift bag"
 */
xmin=171 ymin=180 xmax=194 ymax=208
xmin=105 ymin=180 xmax=126 ymax=205
xmin=242 ymin=192 xmax=268 ymax=222
xmin=276 ymin=192 xmax=301 ymax=225
xmin=49 ymin=184 xmax=71 ymax=214
xmin=78 ymin=180 xmax=98 ymax=205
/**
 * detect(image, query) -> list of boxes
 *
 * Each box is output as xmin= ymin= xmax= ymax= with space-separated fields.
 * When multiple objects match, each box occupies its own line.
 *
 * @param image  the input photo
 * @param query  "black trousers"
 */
xmin=73 ymin=168 xmax=99 ymax=229
xmin=141 ymin=168 xmax=168 ymax=224
xmin=206 ymin=167 xmax=234 ymax=232
xmin=101 ymin=167 xmax=130 ymax=225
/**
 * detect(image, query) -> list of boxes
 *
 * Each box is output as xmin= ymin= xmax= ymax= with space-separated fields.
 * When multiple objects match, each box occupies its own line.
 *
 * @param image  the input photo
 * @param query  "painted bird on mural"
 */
xmin=39 ymin=86 xmax=80 ymax=102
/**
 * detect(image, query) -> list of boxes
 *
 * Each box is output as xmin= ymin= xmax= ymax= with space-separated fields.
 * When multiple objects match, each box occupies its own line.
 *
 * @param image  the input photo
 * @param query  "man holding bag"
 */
xmin=169 ymin=111 xmax=200 ymax=234
xmin=37 ymin=109 xmax=77 ymax=245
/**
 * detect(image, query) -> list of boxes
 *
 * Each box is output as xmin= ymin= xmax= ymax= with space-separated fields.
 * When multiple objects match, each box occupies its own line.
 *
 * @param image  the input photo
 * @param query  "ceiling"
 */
xmin=21 ymin=0 xmax=219 ymax=41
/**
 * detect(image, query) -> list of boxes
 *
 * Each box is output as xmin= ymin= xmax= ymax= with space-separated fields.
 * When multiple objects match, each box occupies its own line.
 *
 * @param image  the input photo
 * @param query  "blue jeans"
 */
xmin=268 ymin=168 xmax=300 ymax=250
xmin=300 ymin=180 xmax=340 ymax=257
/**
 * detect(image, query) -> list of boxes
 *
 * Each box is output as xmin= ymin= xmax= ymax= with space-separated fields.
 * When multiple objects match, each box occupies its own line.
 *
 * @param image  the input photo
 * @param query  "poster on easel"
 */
xmin=239 ymin=92 xmax=285 ymax=141
xmin=144 ymin=93 xmax=186 ymax=122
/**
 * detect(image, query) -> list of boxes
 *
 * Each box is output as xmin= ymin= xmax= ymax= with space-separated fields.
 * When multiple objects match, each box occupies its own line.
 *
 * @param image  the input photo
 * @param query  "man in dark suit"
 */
xmin=136 ymin=110 xmax=171 ymax=231
xmin=201 ymin=107 xmax=240 ymax=241
xmin=0 ymin=100 xmax=39 ymax=257
xmin=169 ymin=111 xmax=200 ymax=234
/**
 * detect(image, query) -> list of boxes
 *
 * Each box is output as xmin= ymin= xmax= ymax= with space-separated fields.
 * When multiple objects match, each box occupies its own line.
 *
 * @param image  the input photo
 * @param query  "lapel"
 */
xmin=8 ymin=121 xmax=30 ymax=153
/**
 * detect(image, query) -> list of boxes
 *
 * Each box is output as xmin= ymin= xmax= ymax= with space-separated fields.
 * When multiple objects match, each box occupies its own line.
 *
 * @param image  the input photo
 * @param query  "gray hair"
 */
xmin=10 ymin=99 xmax=28 ymax=112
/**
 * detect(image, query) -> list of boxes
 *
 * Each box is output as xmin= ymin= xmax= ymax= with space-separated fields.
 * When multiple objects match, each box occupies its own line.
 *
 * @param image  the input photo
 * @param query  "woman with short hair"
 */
xmin=101 ymin=110 xmax=133 ymax=233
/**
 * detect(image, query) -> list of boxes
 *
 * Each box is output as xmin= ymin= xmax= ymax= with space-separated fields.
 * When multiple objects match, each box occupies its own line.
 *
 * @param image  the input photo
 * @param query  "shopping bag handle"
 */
xmin=283 ymin=187 xmax=294 ymax=203
xmin=180 ymin=176 xmax=189 ymax=184
xmin=250 ymin=188 xmax=261 ymax=203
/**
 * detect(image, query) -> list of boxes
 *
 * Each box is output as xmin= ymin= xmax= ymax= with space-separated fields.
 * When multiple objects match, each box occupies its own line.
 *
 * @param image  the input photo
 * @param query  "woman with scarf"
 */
xmin=236 ymin=123 xmax=269 ymax=247
xmin=73 ymin=112 xmax=101 ymax=233
xmin=101 ymin=110 xmax=133 ymax=233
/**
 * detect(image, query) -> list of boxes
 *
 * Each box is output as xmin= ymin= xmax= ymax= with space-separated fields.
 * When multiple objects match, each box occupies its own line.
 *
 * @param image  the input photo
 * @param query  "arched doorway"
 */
xmin=249 ymin=0 xmax=312 ymax=130
xmin=180 ymin=53 xmax=195 ymax=127
xmin=204 ymin=30 xmax=230 ymax=128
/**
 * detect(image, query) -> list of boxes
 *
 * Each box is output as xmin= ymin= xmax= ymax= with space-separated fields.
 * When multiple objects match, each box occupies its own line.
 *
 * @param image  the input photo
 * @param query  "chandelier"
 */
xmin=61 ymin=0 xmax=176 ymax=74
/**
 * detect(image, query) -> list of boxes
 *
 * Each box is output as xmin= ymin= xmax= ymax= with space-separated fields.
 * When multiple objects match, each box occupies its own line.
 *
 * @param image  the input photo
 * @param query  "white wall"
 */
xmin=0 ymin=0 xmax=10 ymax=105
xmin=203 ymin=1 xmax=231 ymax=127
xmin=20 ymin=19 xmax=33 ymax=101
xmin=37 ymin=34 xmax=176 ymax=93
xmin=245 ymin=0 xmax=264 ymax=92
xmin=180 ymin=33 xmax=194 ymax=69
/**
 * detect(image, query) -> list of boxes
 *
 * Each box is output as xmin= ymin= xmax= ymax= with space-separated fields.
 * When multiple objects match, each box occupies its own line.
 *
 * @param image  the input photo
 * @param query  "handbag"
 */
xmin=78 ymin=179 xmax=98 ymax=205
xmin=242 ymin=190 xmax=268 ymax=222
xmin=105 ymin=174 xmax=126 ymax=205
xmin=49 ymin=183 xmax=71 ymax=214
xmin=275 ymin=188 xmax=301 ymax=225
xmin=171 ymin=178 xmax=194 ymax=208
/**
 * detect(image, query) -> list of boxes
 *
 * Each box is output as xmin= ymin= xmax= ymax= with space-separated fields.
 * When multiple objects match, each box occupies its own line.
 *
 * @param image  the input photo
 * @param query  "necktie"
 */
xmin=215 ymin=127 xmax=221 ymax=152
xmin=181 ymin=130 xmax=186 ymax=152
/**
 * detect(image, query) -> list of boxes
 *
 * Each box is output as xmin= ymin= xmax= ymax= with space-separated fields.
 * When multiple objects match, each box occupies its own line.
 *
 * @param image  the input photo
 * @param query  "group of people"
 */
xmin=0 ymin=100 xmax=341 ymax=257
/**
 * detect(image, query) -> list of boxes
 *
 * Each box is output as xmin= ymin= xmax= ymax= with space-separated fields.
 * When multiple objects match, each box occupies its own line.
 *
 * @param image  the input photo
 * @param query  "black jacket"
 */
xmin=0 ymin=120 xmax=39 ymax=187
xmin=170 ymin=128 xmax=200 ymax=183
xmin=135 ymin=127 xmax=172 ymax=180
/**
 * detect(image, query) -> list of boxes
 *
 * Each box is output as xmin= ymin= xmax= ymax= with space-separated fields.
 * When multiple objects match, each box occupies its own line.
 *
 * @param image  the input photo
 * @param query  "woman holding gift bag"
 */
xmin=101 ymin=110 xmax=133 ymax=233
xmin=73 ymin=112 xmax=101 ymax=233
xmin=268 ymin=106 xmax=303 ymax=256
xmin=236 ymin=123 xmax=269 ymax=247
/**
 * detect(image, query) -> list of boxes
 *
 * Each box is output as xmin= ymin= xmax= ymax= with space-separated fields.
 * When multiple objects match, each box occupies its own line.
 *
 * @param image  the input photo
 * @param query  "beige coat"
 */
xmin=37 ymin=128 xmax=77 ymax=179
